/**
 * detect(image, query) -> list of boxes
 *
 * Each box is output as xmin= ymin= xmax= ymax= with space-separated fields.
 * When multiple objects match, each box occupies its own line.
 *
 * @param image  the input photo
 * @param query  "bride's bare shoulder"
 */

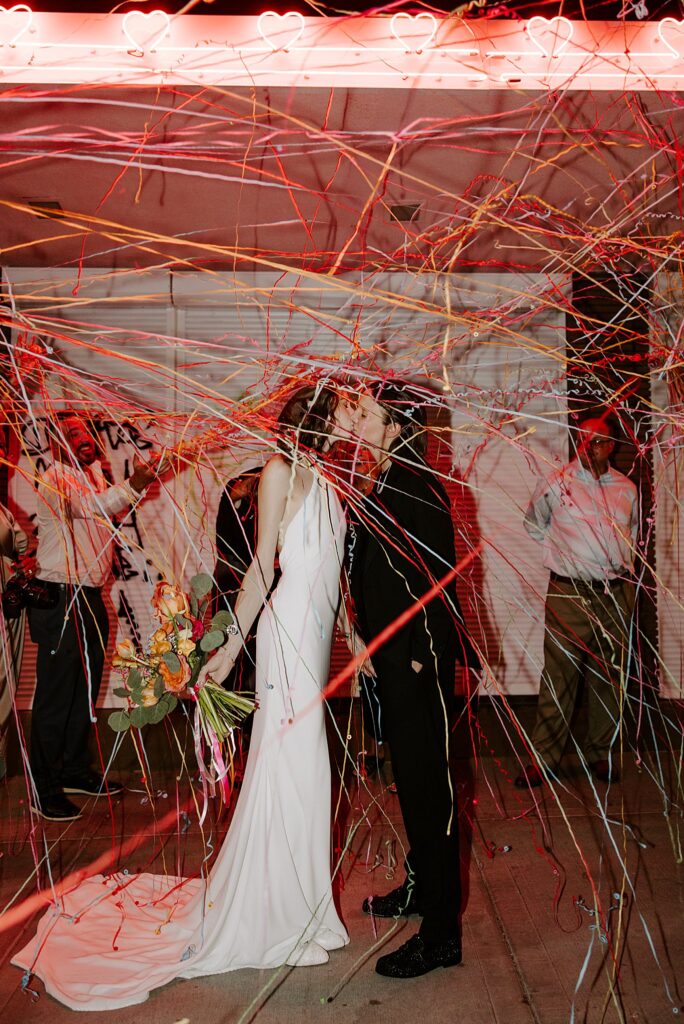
xmin=261 ymin=454 xmax=314 ymax=494
xmin=260 ymin=455 xmax=292 ymax=491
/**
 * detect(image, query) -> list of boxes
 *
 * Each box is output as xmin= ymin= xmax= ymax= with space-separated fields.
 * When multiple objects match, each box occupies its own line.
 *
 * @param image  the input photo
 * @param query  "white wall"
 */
xmin=651 ymin=272 xmax=684 ymax=699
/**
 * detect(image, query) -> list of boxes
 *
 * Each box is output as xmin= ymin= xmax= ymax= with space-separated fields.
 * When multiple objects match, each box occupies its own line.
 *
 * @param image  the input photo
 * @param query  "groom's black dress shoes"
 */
xmin=30 ymin=793 xmax=82 ymax=822
xmin=362 ymin=884 xmax=421 ymax=918
xmin=376 ymin=935 xmax=462 ymax=978
xmin=63 ymin=771 xmax=124 ymax=797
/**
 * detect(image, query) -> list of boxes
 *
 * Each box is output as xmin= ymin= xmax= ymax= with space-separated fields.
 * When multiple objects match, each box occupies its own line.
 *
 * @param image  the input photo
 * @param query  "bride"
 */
xmin=13 ymin=383 xmax=361 ymax=1011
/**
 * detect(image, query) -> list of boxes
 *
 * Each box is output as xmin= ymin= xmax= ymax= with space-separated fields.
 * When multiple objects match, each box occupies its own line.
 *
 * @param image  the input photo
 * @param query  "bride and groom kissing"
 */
xmin=14 ymin=379 xmax=480 ymax=1010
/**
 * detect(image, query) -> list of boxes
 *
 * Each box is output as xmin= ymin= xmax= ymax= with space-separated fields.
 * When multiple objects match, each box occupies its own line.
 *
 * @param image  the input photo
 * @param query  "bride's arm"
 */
xmin=197 ymin=456 xmax=290 ymax=686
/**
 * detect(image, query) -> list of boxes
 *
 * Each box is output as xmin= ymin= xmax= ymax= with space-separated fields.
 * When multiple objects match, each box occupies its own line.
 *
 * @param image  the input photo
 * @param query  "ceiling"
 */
xmin=23 ymin=1 xmax=684 ymax=20
xmin=1 ymin=83 xmax=681 ymax=274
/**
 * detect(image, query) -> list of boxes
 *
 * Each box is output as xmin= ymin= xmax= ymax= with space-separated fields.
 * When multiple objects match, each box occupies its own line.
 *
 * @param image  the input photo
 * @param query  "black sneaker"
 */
xmin=376 ymin=934 xmax=462 ymax=978
xmin=362 ymin=884 xmax=422 ymax=918
xmin=62 ymin=772 xmax=124 ymax=797
xmin=30 ymin=794 xmax=82 ymax=822
xmin=589 ymin=759 xmax=620 ymax=784
xmin=514 ymin=764 xmax=544 ymax=789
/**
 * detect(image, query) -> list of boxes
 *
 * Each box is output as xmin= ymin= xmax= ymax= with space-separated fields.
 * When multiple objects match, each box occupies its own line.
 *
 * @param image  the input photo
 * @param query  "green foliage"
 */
xmin=190 ymin=573 xmax=213 ymax=599
xmin=147 ymin=692 xmax=177 ymax=724
xmin=108 ymin=573 xmax=252 ymax=752
xmin=130 ymin=705 xmax=152 ymax=728
xmin=127 ymin=668 xmax=143 ymax=693
xmin=210 ymin=609 xmax=234 ymax=631
xmin=200 ymin=629 xmax=224 ymax=653
xmin=162 ymin=651 xmax=181 ymax=673
xmin=160 ymin=692 xmax=178 ymax=714
xmin=116 ymin=692 xmax=180 ymax=731
xmin=108 ymin=709 xmax=131 ymax=732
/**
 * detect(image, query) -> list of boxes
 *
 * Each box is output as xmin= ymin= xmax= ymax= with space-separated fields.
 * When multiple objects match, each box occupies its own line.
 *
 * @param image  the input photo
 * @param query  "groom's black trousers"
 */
xmin=374 ymin=648 xmax=460 ymax=945
xmin=28 ymin=583 xmax=108 ymax=799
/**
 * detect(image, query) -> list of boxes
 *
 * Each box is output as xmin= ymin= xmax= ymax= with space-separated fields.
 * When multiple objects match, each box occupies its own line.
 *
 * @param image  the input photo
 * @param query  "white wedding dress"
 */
xmin=13 ymin=473 xmax=349 ymax=1010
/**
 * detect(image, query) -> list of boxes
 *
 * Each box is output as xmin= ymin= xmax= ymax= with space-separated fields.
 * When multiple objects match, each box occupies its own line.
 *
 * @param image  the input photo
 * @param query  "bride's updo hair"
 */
xmin=277 ymin=384 xmax=340 ymax=456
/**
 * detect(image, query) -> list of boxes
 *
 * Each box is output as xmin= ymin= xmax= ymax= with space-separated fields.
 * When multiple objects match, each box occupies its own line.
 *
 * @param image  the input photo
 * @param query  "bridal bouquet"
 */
xmin=109 ymin=574 xmax=255 ymax=789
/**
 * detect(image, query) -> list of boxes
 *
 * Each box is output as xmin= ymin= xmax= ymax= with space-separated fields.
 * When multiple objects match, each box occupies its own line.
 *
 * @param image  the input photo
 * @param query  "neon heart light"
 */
xmin=658 ymin=17 xmax=684 ymax=58
xmin=257 ymin=11 xmax=305 ymax=51
xmin=122 ymin=9 xmax=171 ymax=55
xmin=0 ymin=4 xmax=33 ymax=47
xmin=527 ymin=16 xmax=574 ymax=58
xmin=390 ymin=12 xmax=438 ymax=53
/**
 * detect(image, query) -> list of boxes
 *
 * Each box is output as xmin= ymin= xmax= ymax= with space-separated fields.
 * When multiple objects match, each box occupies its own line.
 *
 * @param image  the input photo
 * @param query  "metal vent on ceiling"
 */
xmin=27 ymin=200 xmax=65 ymax=219
xmin=389 ymin=203 xmax=421 ymax=223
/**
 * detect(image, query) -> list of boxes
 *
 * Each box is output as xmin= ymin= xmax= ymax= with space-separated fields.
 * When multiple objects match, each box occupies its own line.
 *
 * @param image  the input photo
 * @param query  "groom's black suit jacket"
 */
xmin=349 ymin=456 xmax=478 ymax=944
xmin=349 ymin=457 xmax=479 ymax=674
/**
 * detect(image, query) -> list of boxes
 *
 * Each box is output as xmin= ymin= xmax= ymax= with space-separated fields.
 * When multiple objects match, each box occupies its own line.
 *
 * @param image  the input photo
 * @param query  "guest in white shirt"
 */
xmin=516 ymin=415 xmax=638 ymax=789
xmin=29 ymin=412 xmax=161 ymax=822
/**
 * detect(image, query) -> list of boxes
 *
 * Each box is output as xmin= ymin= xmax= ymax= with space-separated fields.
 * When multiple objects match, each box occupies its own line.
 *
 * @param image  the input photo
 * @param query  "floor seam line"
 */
xmin=473 ymin=853 xmax=543 ymax=1024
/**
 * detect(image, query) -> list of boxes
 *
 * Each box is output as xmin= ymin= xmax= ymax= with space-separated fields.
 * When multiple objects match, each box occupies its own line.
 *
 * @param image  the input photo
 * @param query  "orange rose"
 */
xmin=140 ymin=683 xmax=160 ymax=707
xmin=152 ymin=581 xmax=189 ymax=621
xmin=159 ymin=655 xmax=192 ymax=694
xmin=150 ymin=637 xmax=172 ymax=658
xmin=115 ymin=638 xmax=137 ymax=663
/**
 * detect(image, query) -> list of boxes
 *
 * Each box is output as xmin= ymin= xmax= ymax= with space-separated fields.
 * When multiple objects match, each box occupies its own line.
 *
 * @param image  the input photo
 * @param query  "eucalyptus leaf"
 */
xmin=146 ymin=702 xmax=168 ymax=725
xmin=112 ymin=687 xmax=130 ymax=699
xmin=200 ymin=630 xmax=225 ymax=653
xmin=160 ymin=693 xmax=178 ymax=714
xmin=210 ymin=610 xmax=234 ymax=630
xmin=130 ymin=705 xmax=153 ymax=728
xmin=190 ymin=573 xmax=213 ymax=598
xmin=153 ymin=676 xmax=165 ymax=699
xmin=127 ymin=668 xmax=143 ymax=692
xmin=148 ymin=693 xmax=177 ymax=724
xmin=108 ymin=710 xmax=130 ymax=732
xmin=162 ymin=651 xmax=181 ymax=673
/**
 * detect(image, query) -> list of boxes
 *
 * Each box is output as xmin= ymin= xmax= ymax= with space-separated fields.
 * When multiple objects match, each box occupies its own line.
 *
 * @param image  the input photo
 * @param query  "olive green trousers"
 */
xmin=531 ymin=576 xmax=634 ymax=769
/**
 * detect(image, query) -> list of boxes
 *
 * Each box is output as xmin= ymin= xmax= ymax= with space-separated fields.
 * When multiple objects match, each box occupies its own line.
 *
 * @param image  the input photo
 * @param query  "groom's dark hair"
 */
xmin=367 ymin=380 xmax=428 ymax=461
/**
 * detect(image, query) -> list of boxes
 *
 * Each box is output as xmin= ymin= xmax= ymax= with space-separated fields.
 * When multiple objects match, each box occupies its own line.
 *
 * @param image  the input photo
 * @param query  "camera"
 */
xmin=2 ymin=572 xmax=58 ymax=619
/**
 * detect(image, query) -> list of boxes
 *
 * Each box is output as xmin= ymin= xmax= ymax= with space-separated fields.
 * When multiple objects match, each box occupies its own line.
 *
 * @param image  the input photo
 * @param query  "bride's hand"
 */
xmin=197 ymin=645 xmax=236 ymax=688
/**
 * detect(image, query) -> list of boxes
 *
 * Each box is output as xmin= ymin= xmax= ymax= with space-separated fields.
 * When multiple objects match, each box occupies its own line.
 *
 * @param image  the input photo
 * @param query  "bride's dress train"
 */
xmin=13 ymin=474 xmax=349 ymax=1010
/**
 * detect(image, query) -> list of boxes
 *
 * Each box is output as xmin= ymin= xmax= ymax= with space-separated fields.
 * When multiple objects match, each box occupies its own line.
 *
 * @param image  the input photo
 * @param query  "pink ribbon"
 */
xmin=192 ymin=703 xmax=235 ymax=810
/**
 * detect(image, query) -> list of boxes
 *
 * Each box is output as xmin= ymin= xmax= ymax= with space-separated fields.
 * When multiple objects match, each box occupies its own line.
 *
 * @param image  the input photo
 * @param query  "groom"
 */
xmin=348 ymin=381 xmax=480 ymax=979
